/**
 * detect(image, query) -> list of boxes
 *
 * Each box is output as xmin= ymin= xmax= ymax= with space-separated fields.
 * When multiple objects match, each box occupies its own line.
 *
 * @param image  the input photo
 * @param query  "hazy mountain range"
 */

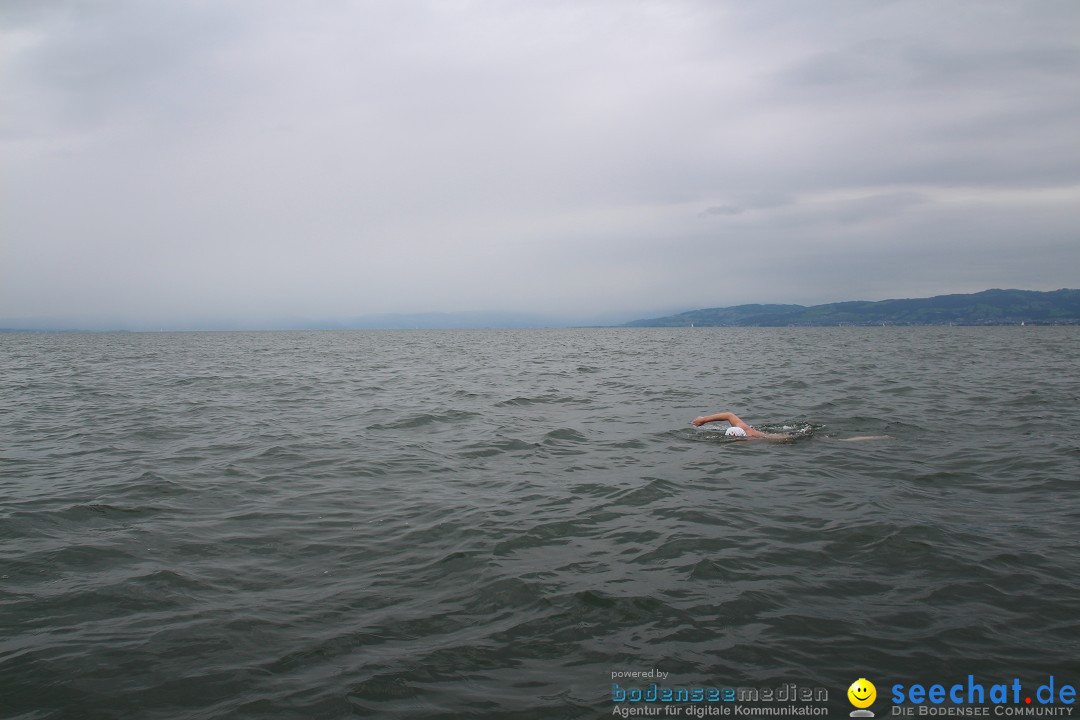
xmin=622 ymin=289 xmax=1080 ymax=327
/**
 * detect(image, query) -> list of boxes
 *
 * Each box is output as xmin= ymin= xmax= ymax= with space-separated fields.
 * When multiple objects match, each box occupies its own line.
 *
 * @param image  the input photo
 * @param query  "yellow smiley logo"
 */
xmin=848 ymin=678 xmax=876 ymax=708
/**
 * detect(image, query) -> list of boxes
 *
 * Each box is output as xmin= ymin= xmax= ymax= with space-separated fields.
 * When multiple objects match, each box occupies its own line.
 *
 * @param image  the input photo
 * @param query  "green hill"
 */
xmin=623 ymin=289 xmax=1080 ymax=327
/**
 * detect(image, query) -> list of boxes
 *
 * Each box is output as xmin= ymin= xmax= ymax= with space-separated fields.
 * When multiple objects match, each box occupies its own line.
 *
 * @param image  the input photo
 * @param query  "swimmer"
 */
xmin=691 ymin=411 xmax=792 ymax=440
xmin=693 ymin=411 xmax=890 ymax=442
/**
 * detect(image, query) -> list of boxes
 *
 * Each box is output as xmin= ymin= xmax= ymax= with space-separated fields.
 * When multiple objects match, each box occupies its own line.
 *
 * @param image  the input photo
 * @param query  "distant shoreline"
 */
xmin=4 ymin=288 xmax=1078 ymax=332
xmin=3 ymin=323 xmax=1079 ymax=335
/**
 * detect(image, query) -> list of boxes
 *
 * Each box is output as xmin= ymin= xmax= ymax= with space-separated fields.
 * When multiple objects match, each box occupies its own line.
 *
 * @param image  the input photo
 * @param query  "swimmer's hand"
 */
xmin=692 ymin=416 xmax=711 ymax=426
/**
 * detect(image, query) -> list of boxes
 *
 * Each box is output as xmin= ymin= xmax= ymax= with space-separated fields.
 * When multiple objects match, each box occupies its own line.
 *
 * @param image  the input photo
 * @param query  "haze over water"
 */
xmin=2 ymin=327 xmax=1078 ymax=719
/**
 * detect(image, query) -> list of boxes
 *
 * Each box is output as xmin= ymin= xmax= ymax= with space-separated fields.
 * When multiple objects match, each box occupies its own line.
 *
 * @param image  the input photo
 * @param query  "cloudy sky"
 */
xmin=2 ymin=1 xmax=1078 ymax=328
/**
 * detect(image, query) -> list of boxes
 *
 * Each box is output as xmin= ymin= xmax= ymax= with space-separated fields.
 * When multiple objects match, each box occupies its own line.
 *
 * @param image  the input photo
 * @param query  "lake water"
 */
xmin=2 ymin=327 xmax=1079 ymax=719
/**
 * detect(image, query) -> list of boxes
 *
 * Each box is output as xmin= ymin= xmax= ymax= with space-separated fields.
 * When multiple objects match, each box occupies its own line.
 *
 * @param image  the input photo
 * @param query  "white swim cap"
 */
xmin=725 ymin=426 xmax=747 ymax=437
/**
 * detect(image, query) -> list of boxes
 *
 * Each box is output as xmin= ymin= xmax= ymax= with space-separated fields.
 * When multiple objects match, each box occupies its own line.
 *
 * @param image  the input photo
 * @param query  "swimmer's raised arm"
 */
xmin=692 ymin=411 xmax=747 ymax=428
xmin=691 ymin=411 xmax=765 ymax=436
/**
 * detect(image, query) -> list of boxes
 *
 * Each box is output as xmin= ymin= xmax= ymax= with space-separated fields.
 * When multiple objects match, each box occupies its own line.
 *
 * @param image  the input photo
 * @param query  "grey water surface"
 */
xmin=2 ymin=327 xmax=1079 ymax=719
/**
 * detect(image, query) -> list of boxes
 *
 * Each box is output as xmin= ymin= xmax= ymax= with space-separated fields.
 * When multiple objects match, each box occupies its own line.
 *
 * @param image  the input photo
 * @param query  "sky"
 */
xmin=2 ymin=0 xmax=1078 ymax=329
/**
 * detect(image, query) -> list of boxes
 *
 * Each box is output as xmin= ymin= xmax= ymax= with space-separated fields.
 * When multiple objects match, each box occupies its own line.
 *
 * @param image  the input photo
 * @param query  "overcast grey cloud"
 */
xmin=2 ymin=0 xmax=1078 ymax=328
